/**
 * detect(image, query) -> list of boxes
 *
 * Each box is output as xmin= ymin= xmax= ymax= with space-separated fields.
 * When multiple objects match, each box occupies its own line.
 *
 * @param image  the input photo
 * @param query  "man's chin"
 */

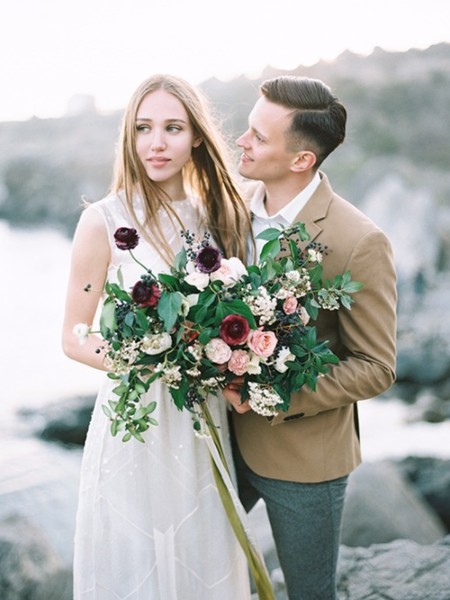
xmin=238 ymin=165 xmax=256 ymax=180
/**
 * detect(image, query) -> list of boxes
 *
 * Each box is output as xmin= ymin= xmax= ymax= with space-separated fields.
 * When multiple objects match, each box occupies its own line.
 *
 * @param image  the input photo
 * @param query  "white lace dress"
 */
xmin=73 ymin=194 xmax=252 ymax=600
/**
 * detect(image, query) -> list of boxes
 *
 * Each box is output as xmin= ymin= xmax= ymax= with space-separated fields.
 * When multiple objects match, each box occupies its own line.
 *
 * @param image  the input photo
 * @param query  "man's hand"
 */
xmin=222 ymin=377 xmax=252 ymax=414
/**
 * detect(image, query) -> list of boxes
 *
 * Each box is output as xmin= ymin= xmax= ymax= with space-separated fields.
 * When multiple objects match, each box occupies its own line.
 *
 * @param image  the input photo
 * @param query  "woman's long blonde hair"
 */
xmin=110 ymin=74 xmax=252 ymax=263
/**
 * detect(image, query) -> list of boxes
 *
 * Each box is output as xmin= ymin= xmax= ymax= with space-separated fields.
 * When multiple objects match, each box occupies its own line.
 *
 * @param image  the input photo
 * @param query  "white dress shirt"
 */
xmin=249 ymin=172 xmax=321 ymax=262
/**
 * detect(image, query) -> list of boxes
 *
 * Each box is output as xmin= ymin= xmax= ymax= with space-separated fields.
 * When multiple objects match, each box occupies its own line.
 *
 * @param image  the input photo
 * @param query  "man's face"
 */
xmin=236 ymin=96 xmax=299 ymax=183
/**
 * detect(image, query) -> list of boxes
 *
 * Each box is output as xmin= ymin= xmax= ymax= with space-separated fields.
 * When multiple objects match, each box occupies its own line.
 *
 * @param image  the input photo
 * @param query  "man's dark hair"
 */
xmin=260 ymin=76 xmax=347 ymax=167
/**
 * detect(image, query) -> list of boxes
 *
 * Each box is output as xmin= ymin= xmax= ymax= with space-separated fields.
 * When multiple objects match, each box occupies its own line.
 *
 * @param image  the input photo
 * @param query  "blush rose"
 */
xmin=205 ymin=338 xmax=232 ymax=364
xmin=228 ymin=349 xmax=250 ymax=376
xmin=247 ymin=329 xmax=278 ymax=358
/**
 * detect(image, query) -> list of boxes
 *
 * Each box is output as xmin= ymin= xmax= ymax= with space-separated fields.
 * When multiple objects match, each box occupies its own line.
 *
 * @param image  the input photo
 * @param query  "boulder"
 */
xmin=341 ymin=461 xmax=446 ymax=547
xmin=20 ymin=395 xmax=94 ymax=446
xmin=337 ymin=536 xmax=450 ymax=600
xmin=0 ymin=514 xmax=71 ymax=600
xmin=396 ymin=456 xmax=450 ymax=531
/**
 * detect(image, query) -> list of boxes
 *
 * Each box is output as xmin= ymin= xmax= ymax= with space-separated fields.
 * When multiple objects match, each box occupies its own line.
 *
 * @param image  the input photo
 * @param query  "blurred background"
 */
xmin=1 ymin=1 xmax=450 ymax=597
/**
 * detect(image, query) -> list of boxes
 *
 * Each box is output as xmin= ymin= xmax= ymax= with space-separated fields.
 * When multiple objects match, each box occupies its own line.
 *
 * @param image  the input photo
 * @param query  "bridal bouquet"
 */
xmin=75 ymin=223 xmax=362 ymax=442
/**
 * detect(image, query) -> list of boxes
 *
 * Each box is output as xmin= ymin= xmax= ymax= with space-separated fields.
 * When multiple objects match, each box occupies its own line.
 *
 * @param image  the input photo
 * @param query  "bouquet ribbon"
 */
xmin=200 ymin=403 xmax=275 ymax=600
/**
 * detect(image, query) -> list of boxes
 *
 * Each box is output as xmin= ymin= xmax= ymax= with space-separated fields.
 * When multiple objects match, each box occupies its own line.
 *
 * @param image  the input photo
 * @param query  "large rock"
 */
xmin=337 ymin=536 xmax=450 ymax=600
xmin=20 ymin=395 xmax=94 ymax=446
xmin=341 ymin=461 xmax=446 ymax=547
xmin=0 ymin=514 xmax=71 ymax=600
xmin=396 ymin=456 xmax=450 ymax=531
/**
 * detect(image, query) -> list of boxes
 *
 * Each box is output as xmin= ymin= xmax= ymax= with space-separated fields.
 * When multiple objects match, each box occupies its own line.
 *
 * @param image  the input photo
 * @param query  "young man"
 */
xmin=224 ymin=76 xmax=397 ymax=599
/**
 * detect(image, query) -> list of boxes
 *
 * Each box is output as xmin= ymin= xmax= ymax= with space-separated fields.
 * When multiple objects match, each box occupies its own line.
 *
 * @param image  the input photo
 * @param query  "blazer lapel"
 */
xmin=290 ymin=171 xmax=333 ymax=248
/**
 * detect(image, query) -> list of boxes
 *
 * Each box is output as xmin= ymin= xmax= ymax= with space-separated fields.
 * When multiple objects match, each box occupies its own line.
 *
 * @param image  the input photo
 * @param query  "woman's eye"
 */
xmin=167 ymin=125 xmax=181 ymax=133
xmin=136 ymin=124 xmax=150 ymax=132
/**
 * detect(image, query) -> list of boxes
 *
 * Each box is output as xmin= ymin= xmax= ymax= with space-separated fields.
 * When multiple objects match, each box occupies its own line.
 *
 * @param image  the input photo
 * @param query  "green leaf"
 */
xmin=158 ymin=290 xmax=183 ymax=331
xmin=102 ymin=404 xmax=112 ymax=418
xmin=256 ymin=227 xmax=283 ymax=242
xmin=135 ymin=309 xmax=149 ymax=330
xmin=158 ymin=273 xmax=180 ymax=290
xmin=131 ymin=430 xmax=145 ymax=443
xmin=259 ymin=238 xmax=281 ymax=262
xmin=173 ymin=246 xmax=187 ymax=271
xmin=343 ymin=281 xmax=364 ymax=293
xmin=124 ymin=311 xmax=135 ymax=327
xmin=100 ymin=300 xmax=117 ymax=334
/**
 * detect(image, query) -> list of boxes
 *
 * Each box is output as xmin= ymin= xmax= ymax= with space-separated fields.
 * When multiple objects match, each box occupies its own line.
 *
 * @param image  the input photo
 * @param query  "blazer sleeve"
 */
xmin=271 ymin=228 xmax=397 ymax=425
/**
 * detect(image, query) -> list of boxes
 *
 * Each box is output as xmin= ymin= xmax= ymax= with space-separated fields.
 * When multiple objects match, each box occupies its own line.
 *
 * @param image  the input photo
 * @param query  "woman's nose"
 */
xmin=151 ymin=132 xmax=166 ymax=151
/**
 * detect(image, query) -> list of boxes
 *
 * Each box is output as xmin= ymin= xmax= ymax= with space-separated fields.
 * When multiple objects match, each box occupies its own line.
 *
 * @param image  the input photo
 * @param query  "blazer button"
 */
xmin=284 ymin=412 xmax=305 ymax=421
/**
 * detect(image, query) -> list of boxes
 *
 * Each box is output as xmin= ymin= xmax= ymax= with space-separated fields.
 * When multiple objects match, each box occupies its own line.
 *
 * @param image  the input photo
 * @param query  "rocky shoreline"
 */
xmin=1 ymin=395 xmax=450 ymax=600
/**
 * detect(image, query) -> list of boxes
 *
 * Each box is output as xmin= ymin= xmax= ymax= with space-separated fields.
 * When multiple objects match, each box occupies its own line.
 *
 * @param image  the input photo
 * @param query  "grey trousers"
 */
xmin=232 ymin=441 xmax=348 ymax=600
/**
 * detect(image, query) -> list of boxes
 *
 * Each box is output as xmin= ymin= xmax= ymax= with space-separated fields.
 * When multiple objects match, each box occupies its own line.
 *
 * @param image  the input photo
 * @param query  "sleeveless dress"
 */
xmin=73 ymin=194 xmax=252 ymax=600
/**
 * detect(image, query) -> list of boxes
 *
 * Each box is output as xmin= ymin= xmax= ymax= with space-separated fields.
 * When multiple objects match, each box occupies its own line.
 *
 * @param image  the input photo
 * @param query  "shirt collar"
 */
xmin=250 ymin=172 xmax=321 ymax=225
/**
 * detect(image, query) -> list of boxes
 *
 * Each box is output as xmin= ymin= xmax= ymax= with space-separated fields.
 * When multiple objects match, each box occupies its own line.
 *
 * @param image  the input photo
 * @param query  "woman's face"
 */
xmin=135 ymin=89 xmax=201 ymax=196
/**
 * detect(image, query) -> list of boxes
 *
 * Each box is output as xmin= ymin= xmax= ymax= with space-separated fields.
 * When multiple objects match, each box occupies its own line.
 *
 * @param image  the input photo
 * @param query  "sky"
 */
xmin=2 ymin=0 xmax=449 ymax=123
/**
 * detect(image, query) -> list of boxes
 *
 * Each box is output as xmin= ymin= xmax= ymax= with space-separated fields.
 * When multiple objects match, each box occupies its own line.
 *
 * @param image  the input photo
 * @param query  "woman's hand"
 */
xmin=222 ymin=377 xmax=252 ymax=414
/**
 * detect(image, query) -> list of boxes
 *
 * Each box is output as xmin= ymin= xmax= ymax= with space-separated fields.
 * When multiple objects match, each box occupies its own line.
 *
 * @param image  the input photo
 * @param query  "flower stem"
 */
xmin=128 ymin=249 xmax=150 ymax=272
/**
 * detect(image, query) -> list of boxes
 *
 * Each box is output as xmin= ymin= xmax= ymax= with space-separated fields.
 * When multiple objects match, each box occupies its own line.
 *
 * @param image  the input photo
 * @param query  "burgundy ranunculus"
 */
xmin=220 ymin=314 xmax=250 ymax=345
xmin=195 ymin=245 xmax=222 ymax=273
xmin=131 ymin=280 xmax=161 ymax=307
xmin=114 ymin=227 xmax=140 ymax=250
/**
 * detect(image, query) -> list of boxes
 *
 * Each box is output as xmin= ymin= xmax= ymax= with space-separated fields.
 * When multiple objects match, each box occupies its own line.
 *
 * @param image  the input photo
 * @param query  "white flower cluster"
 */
xmin=318 ymin=290 xmax=340 ymax=311
xmin=275 ymin=269 xmax=312 ymax=300
xmin=247 ymin=382 xmax=284 ymax=417
xmin=201 ymin=376 xmax=225 ymax=389
xmin=307 ymin=248 xmax=323 ymax=263
xmin=104 ymin=339 xmax=142 ymax=375
xmin=187 ymin=341 xmax=203 ymax=361
xmin=245 ymin=286 xmax=277 ymax=325
xmin=155 ymin=363 xmax=183 ymax=388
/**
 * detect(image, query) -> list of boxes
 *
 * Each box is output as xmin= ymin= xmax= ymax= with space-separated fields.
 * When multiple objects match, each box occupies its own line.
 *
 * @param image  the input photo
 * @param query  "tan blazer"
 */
xmin=232 ymin=172 xmax=397 ymax=483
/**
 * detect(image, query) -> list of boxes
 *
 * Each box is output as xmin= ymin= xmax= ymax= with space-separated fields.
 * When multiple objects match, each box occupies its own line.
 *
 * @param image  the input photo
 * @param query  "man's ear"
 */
xmin=291 ymin=151 xmax=316 ymax=173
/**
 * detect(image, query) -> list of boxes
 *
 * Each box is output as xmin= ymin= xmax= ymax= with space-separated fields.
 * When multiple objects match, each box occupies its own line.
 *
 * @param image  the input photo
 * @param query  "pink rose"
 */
xmin=283 ymin=296 xmax=298 ymax=315
xmin=228 ymin=350 xmax=250 ymax=376
xmin=205 ymin=338 xmax=232 ymax=364
xmin=247 ymin=329 xmax=278 ymax=358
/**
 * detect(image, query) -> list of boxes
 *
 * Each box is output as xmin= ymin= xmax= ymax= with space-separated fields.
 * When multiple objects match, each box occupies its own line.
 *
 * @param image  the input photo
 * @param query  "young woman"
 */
xmin=62 ymin=74 xmax=253 ymax=599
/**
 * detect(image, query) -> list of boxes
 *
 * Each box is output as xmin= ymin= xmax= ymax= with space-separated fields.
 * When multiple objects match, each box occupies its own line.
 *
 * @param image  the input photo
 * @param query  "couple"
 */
xmin=62 ymin=73 xmax=397 ymax=599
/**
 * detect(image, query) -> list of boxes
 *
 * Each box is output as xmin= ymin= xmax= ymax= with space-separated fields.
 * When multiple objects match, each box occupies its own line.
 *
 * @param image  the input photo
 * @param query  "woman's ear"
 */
xmin=291 ymin=150 xmax=316 ymax=173
xmin=192 ymin=135 xmax=203 ymax=148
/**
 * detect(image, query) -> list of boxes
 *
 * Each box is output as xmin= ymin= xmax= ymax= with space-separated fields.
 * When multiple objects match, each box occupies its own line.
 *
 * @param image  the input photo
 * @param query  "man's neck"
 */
xmin=264 ymin=172 xmax=315 ymax=217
